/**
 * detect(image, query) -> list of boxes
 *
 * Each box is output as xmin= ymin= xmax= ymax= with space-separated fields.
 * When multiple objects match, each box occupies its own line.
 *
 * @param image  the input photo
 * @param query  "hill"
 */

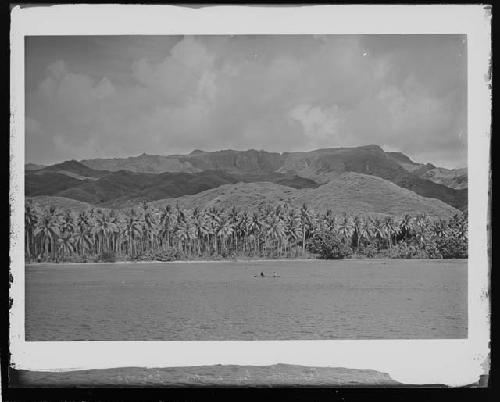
xmin=34 ymin=160 xmax=109 ymax=180
xmin=77 ymin=146 xmax=467 ymax=209
xmin=153 ymin=172 xmax=458 ymax=218
xmin=26 ymin=145 xmax=467 ymax=211
xmin=278 ymin=146 xmax=467 ymax=210
xmin=413 ymin=166 xmax=467 ymax=190
xmin=42 ymin=160 xmax=109 ymax=176
xmin=387 ymin=152 xmax=467 ymax=190
xmin=25 ymin=168 xmax=319 ymax=208
xmin=26 ymin=172 xmax=86 ymax=197
xmin=27 ymin=196 xmax=93 ymax=212
xmin=25 ymin=163 xmax=45 ymax=171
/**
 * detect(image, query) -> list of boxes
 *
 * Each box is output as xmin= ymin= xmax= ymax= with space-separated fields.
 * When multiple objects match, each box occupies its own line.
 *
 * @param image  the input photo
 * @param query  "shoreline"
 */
xmin=25 ymin=258 xmax=316 ymax=266
xmin=25 ymin=257 xmax=467 ymax=266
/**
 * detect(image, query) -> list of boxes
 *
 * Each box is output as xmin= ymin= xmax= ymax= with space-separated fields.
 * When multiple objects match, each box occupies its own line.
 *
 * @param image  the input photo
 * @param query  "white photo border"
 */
xmin=9 ymin=4 xmax=491 ymax=386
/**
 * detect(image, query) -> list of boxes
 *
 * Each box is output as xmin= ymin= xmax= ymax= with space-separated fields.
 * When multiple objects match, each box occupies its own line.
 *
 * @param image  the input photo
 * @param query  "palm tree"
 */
xmin=207 ymin=208 xmax=221 ymax=255
xmin=248 ymin=212 xmax=261 ymax=256
xmin=370 ymin=217 xmax=384 ymax=250
xmin=192 ymin=207 xmax=206 ymax=256
xmin=93 ymin=210 xmax=118 ymax=254
xmin=325 ymin=209 xmax=336 ymax=233
xmin=34 ymin=207 xmax=61 ymax=261
xmin=217 ymin=215 xmax=234 ymax=256
xmin=57 ymin=234 xmax=74 ymax=260
xmin=25 ymin=201 xmax=39 ymax=261
xmin=159 ymin=205 xmax=174 ymax=250
xmin=300 ymin=203 xmax=310 ymax=256
xmin=353 ymin=215 xmax=363 ymax=250
xmin=357 ymin=216 xmax=372 ymax=250
xmin=228 ymin=206 xmax=239 ymax=253
xmin=382 ymin=216 xmax=397 ymax=249
xmin=124 ymin=209 xmax=141 ymax=257
xmin=338 ymin=214 xmax=353 ymax=245
xmin=284 ymin=208 xmax=300 ymax=257
xmin=235 ymin=211 xmax=249 ymax=255
xmin=74 ymin=211 xmax=92 ymax=258
xmin=24 ymin=197 xmax=468 ymax=262
xmin=414 ymin=214 xmax=429 ymax=247
xmin=399 ymin=214 xmax=413 ymax=242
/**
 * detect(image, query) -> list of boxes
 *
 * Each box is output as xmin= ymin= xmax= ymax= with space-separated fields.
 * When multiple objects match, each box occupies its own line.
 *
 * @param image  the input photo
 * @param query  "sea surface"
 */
xmin=25 ymin=259 xmax=467 ymax=340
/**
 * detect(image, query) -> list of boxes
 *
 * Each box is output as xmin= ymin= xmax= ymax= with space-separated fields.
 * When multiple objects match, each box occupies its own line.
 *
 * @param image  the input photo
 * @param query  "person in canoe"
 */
xmin=260 ymin=272 xmax=265 ymax=277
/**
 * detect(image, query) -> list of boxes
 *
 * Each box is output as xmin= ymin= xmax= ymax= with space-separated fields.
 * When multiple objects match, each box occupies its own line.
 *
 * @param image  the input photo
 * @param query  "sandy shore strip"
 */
xmin=24 ymin=258 xmax=466 ymax=267
xmin=25 ymin=258 xmax=316 ymax=266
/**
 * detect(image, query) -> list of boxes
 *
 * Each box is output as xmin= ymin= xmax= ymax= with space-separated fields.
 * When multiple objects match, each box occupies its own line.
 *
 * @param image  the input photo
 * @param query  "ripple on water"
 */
xmin=25 ymin=260 xmax=467 ymax=340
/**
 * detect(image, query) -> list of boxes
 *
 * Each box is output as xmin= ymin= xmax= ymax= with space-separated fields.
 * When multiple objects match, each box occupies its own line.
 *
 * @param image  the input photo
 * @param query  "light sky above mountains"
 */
xmin=25 ymin=35 xmax=467 ymax=168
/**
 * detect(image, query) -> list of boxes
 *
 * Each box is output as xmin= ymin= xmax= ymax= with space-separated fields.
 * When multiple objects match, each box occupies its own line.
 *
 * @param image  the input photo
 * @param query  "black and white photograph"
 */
xmin=7 ymin=4 xmax=491 ymax=390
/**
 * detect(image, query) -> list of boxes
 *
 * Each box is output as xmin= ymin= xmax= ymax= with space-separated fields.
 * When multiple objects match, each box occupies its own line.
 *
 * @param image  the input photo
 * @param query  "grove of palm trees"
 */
xmin=25 ymin=200 xmax=468 ymax=263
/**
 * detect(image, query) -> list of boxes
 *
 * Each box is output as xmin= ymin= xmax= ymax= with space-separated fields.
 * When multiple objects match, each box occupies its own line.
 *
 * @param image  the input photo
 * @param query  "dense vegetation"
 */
xmin=25 ymin=200 xmax=468 ymax=263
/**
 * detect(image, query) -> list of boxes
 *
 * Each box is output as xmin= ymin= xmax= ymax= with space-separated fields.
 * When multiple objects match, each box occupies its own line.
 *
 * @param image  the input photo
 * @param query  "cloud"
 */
xmin=171 ymin=36 xmax=215 ymax=70
xmin=25 ymin=35 xmax=467 ymax=168
xmin=131 ymin=36 xmax=217 ymax=106
xmin=46 ymin=59 xmax=67 ymax=78
xmin=289 ymin=104 xmax=343 ymax=147
xmin=93 ymin=77 xmax=115 ymax=99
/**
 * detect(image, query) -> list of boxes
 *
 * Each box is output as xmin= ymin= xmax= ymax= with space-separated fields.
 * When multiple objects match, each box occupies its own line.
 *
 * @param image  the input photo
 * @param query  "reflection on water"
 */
xmin=26 ymin=259 xmax=467 ymax=340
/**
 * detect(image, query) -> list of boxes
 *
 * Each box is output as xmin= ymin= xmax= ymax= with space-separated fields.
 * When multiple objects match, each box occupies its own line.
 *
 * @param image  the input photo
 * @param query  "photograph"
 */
xmin=23 ymin=33 xmax=469 ymax=343
xmin=7 ymin=4 xmax=491 ymax=390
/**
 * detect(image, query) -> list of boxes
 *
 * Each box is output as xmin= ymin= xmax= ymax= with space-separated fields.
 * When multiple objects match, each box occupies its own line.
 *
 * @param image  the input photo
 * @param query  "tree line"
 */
xmin=24 ymin=200 xmax=468 ymax=263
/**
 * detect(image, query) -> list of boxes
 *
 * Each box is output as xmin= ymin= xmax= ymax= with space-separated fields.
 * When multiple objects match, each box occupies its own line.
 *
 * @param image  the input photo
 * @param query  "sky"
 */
xmin=25 ymin=35 xmax=467 ymax=168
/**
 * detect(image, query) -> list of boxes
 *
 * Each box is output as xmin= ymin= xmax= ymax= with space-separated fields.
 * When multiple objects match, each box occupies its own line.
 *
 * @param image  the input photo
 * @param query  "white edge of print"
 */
xmin=9 ymin=4 xmax=491 ymax=387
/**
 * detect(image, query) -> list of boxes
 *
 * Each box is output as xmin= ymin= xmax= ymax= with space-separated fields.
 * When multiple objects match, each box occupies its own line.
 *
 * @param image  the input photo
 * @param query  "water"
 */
xmin=25 ymin=259 xmax=467 ymax=340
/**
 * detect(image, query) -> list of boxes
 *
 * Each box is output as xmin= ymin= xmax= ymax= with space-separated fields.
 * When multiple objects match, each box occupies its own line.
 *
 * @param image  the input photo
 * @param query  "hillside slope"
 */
xmin=27 ymin=196 xmax=93 ymax=212
xmin=27 ymin=146 xmax=467 ymax=211
xmin=414 ymin=166 xmax=467 ymax=190
xmin=32 ymin=160 xmax=109 ymax=180
xmin=25 ymin=163 xmax=45 ymax=171
xmin=153 ymin=172 xmax=458 ymax=218
xmin=387 ymin=151 xmax=467 ymax=190
xmin=279 ymin=146 xmax=467 ymax=210
xmin=26 ymin=172 xmax=86 ymax=197
xmin=26 ymin=168 xmax=318 ymax=208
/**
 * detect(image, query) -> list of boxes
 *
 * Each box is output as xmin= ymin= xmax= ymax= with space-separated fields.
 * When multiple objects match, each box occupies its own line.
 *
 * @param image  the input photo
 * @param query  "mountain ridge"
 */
xmin=25 ymin=145 xmax=467 ymax=213
xmin=78 ymin=146 xmax=467 ymax=193
xmin=386 ymin=151 xmax=467 ymax=190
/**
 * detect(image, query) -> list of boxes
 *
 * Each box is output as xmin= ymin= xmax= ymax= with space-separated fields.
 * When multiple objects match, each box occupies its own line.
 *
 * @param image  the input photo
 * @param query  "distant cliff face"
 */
xmin=415 ymin=166 xmax=468 ymax=190
xmin=179 ymin=149 xmax=284 ymax=173
xmin=78 ymin=145 xmax=466 ymax=190
xmin=81 ymin=149 xmax=284 ymax=175
xmin=25 ymin=163 xmax=46 ymax=171
xmin=25 ymin=145 xmax=467 ymax=212
xmin=386 ymin=151 xmax=467 ymax=190
xmin=81 ymin=154 xmax=200 ymax=174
